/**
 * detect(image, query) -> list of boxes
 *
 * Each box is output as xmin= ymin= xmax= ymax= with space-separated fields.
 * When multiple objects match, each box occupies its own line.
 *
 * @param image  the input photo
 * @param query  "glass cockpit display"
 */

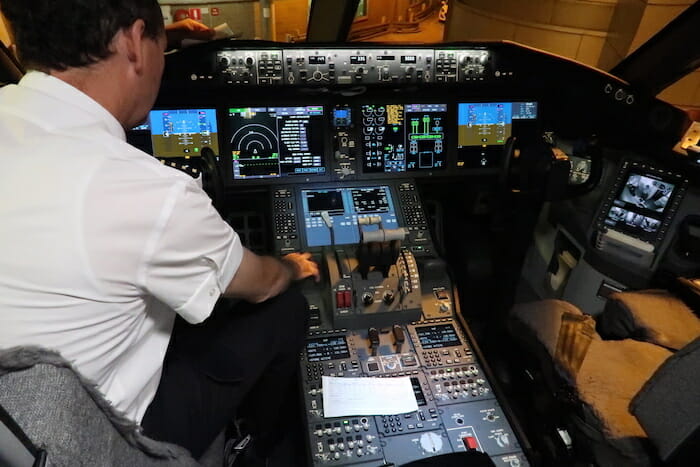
xmin=149 ymin=109 xmax=219 ymax=157
xmin=361 ymin=104 xmax=447 ymax=173
xmin=604 ymin=171 xmax=677 ymax=239
xmin=306 ymin=335 xmax=351 ymax=362
xmin=228 ymin=106 xmax=326 ymax=179
xmin=301 ymin=186 xmax=400 ymax=247
xmin=415 ymin=323 xmax=461 ymax=349
xmin=456 ymin=102 xmax=538 ymax=168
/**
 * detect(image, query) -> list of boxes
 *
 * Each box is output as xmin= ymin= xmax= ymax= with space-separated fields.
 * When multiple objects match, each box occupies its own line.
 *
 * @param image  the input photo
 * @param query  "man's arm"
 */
xmin=224 ymin=249 xmax=320 ymax=303
xmin=165 ymin=19 xmax=215 ymax=50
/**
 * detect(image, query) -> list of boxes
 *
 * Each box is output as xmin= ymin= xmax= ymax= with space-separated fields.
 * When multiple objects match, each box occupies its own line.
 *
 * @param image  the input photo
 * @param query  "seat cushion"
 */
xmin=576 ymin=339 xmax=671 ymax=441
xmin=598 ymin=290 xmax=700 ymax=350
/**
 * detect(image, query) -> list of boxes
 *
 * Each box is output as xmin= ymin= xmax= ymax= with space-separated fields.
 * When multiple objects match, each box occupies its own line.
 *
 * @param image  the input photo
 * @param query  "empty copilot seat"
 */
xmin=507 ymin=291 xmax=700 ymax=467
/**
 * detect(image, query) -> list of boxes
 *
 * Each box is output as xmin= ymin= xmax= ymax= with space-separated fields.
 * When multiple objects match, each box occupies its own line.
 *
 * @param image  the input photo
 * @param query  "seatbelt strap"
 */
xmin=555 ymin=312 xmax=596 ymax=377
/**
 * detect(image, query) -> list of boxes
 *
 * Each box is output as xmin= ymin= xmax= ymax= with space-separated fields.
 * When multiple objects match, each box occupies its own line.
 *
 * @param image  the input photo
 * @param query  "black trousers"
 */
xmin=141 ymin=289 xmax=309 ymax=458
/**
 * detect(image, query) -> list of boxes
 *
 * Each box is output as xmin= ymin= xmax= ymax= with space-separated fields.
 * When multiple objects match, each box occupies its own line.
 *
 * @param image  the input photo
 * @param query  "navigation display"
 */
xmin=227 ymin=106 xmax=326 ymax=179
xmin=415 ymin=324 xmax=461 ymax=349
xmin=149 ymin=109 xmax=219 ymax=157
xmin=301 ymin=186 xmax=400 ymax=247
xmin=361 ymin=104 xmax=447 ymax=173
xmin=457 ymin=102 xmax=538 ymax=168
xmin=306 ymin=336 xmax=350 ymax=362
xmin=604 ymin=171 xmax=678 ymax=240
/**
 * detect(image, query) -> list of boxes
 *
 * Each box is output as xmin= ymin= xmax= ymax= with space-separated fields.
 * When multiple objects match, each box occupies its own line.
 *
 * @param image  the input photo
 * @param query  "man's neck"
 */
xmin=50 ymin=62 xmax=130 ymax=129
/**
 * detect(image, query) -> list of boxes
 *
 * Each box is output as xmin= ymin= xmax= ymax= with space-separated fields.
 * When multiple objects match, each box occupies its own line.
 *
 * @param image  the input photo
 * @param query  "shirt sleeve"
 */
xmin=142 ymin=178 xmax=243 ymax=323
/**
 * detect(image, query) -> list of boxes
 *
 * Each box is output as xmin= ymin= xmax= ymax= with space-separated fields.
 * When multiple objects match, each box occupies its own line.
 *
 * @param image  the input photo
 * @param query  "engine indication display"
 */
xmin=228 ymin=106 xmax=326 ymax=179
xmin=361 ymin=104 xmax=447 ymax=173
xmin=415 ymin=323 xmax=462 ymax=349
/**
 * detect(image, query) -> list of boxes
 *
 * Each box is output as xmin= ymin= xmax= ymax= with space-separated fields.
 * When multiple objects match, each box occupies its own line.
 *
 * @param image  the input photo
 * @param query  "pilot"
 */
xmin=0 ymin=0 xmax=319 ymax=462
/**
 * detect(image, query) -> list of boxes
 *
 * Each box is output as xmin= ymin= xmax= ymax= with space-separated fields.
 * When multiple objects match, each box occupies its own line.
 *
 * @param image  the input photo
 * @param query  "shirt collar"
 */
xmin=18 ymin=71 xmax=127 ymax=141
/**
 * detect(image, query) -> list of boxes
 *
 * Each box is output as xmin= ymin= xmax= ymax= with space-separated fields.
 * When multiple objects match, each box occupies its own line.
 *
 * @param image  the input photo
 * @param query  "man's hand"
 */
xmin=165 ymin=19 xmax=215 ymax=49
xmin=225 ymin=249 xmax=320 ymax=303
xmin=282 ymin=252 xmax=321 ymax=282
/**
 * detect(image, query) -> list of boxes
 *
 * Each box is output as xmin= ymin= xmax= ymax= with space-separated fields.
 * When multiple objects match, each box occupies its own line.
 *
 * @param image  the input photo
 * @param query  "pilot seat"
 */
xmin=507 ymin=285 xmax=700 ymax=466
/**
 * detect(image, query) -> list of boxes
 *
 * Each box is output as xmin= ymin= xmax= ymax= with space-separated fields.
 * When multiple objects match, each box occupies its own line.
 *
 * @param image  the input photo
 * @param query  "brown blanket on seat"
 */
xmin=601 ymin=290 xmax=700 ymax=350
xmin=576 ymin=339 xmax=672 ymax=441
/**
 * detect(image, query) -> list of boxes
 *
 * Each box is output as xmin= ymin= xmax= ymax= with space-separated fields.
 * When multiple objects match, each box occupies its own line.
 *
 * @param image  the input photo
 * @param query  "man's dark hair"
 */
xmin=0 ymin=0 xmax=164 ymax=72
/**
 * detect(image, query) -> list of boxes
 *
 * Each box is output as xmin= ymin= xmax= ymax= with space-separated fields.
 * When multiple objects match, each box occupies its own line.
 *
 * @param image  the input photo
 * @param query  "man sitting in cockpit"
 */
xmin=0 ymin=0 xmax=318 ymax=463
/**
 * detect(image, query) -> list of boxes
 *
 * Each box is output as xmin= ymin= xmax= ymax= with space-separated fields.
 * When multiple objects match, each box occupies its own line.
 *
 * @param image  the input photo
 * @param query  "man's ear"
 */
xmin=117 ymin=19 xmax=147 ymax=74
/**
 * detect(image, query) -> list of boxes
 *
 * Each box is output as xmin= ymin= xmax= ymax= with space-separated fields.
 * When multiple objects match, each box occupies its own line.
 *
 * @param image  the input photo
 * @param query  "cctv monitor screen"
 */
xmin=227 ymin=106 xmax=326 ymax=180
xmin=149 ymin=109 xmax=219 ymax=157
xmin=603 ymin=171 xmax=678 ymax=240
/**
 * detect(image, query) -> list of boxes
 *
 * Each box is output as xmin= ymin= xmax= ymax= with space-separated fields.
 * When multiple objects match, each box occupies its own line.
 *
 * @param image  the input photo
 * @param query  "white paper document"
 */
xmin=322 ymin=376 xmax=419 ymax=418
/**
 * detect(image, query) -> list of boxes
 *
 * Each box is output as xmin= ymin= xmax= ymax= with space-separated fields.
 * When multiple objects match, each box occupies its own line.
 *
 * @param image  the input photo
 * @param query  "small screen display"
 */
xmin=415 ymin=324 xmax=461 ymax=349
xmin=333 ymin=106 xmax=352 ymax=127
xmin=361 ymin=104 xmax=447 ymax=173
xmin=301 ymin=185 xmax=399 ymax=247
xmin=149 ymin=109 xmax=219 ymax=157
xmin=308 ymin=55 xmax=326 ymax=64
xmin=306 ymin=189 xmax=345 ymax=216
xmin=352 ymin=187 xmax=391 ymax=213
xmin=227 ymin=106 xmax=325 ymax=180
xmin=457 ymin=102 xmax=538 ymax=168
xmin=306 ymin=336 xmax=351 ymax=362
xmin=604 ymin=171 xmax=678 ymax=240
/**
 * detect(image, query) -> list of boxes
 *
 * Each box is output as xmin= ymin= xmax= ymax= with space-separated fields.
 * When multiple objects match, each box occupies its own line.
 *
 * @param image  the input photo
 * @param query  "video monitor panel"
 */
xmin=360 ymin=104 xmax=447 ymax=174
xmin=301 ymin=186 xmax=400 ymax=247
xmin=149 ymin=109 xmax=219 ymax=158
xmin=456 ymin=102 xmax=538 ymax=168
xmin=227 ymin=106 xmax=326 ymax=180
xmin=603 ymin=171 xmax=678 ymax=240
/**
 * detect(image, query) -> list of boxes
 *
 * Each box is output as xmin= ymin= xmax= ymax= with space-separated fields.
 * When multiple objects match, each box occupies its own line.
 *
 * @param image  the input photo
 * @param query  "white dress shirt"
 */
xmin=0 ymin=71 xmax=243 ymax=422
